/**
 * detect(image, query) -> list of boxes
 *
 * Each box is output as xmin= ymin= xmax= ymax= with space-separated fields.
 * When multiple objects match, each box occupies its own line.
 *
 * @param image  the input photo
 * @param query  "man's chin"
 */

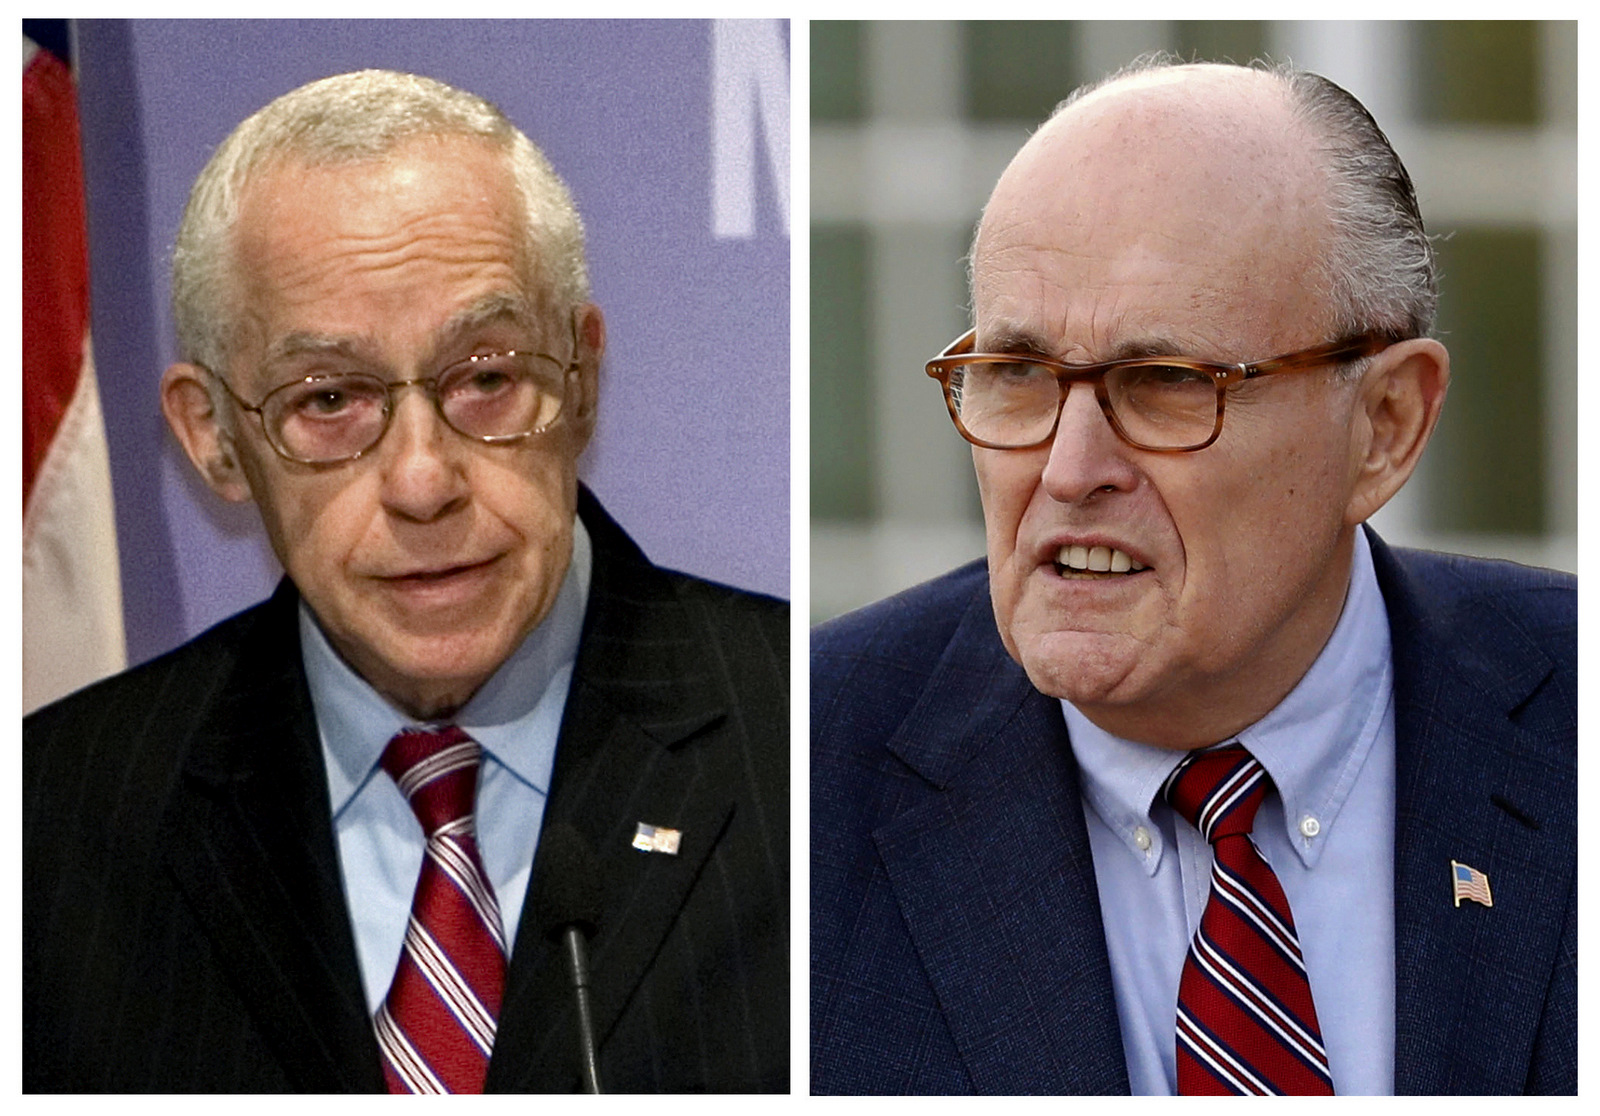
xmin=374 ymin=668 xmax=488 ymax=721
xmin=338 ymin=630 xmax=512 ymax=720
xmin=1014 ymin=628 xmax=1150 ymax=707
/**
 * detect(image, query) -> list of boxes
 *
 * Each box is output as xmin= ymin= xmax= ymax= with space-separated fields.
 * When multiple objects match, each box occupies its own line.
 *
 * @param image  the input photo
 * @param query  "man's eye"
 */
xmin=967 ymin=360 xmax=1051 ymax=385
xmin=281 ymin=378 xmax=383 ymax=418
xmin=463 ymin=368 xmax=513 ymax=395
xmin=996 ymin=361 xmax=1043 ymax=379
xmin=444 ymin=355 xmax=534 ymax=400
xmin=305 ymin=388 xmax=354 ymax=413
xmin=1121 ymin=363 xmax=1212 ymax=389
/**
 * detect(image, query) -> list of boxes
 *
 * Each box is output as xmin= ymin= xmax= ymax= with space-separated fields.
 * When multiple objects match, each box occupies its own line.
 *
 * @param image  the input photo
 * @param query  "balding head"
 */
xmin=973 ymin=59 xmax=1435 ymax=345
xmin=974 ymin=63 xmax=1335 ymax=361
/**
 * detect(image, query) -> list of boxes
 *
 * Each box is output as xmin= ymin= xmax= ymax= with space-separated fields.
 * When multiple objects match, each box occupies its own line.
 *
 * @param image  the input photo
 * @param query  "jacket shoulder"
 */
xmin=25 ymin=594 xmax=281 ymax=751
xmin=810 ymin=559 xmax=992 ymax=756
xmin=24 ymin=593 xmax=292 ymax=872
xmin=812 ymin=558 xmax=989 ymax=670
xmin=656 ymin=568 xmax=790 ymax=733
xmin=1378 ymin=544 xmax=1575 ymax=668
xmin=664 ymin=568 xmax=789 ymax=651
xmin=1383 ymin=542 xmax=1574 ymax=602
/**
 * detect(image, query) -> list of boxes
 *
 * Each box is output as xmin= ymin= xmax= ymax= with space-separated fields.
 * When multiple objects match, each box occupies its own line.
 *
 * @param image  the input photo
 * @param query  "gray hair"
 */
xmin=172 ymin=69 xmax=590 ymax=375
xmin=973 ymin=52 xmax=1437 ymax=346
xmin=1276 ymin=63 xmax=1437 ymax=340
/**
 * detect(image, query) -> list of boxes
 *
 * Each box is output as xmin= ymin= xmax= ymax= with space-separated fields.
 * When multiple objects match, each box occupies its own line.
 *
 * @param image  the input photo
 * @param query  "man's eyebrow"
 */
xmin=259 ymin=292 xmax=538 ymax=370
xmin=979 ymin=326 xmax=1202 ymax=364
xmin=435 ymin=291 xmax=537 ymax=350
xmin=263 ymin=332 xmax=370 ymax=367
xmin=1102 ymin=336 xmax=1206 ymax=362
xmin=977 ymin=326 xmax=1055 ymax=359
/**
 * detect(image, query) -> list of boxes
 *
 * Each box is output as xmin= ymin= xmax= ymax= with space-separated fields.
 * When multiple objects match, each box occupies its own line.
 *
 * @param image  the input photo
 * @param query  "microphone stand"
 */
xmin=561 ymin=925 xmax=602 ymax=1094
xmin=536 ymin=823 xmax=605 ymax=1094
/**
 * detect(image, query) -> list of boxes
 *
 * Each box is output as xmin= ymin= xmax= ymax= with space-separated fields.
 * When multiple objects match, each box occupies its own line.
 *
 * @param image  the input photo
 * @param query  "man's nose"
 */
xmin=378 ymin=387 xmax=469 ymax=522
xmin=1038 ymin=381 xmax=1140 ymax=503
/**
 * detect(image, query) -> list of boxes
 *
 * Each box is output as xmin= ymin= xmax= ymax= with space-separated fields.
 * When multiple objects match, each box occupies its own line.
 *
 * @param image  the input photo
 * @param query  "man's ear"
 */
xmin=1344 ymin=338 xmax=1450 ymax=526
xmin=566 ymin=302 xmax=605 ymax=449
xmin=160 ymin=363 xmax=254 ymax=503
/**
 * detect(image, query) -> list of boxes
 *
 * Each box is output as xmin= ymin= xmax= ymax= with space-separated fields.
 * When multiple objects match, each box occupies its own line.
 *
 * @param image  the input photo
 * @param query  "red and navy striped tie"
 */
xmin=1162 ymin=743 xmax=1334 ymax=1095
xmin=374 ymin=727 xmax=507 ymax=1093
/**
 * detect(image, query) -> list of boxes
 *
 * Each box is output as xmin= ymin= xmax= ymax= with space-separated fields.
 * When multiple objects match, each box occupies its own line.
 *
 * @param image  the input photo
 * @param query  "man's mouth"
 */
xmin=1053 ymin=544 xmax=1147 ymax=577
xmin=400 ymin=564 xmax=481 ymax=581
xmin=381 ymin=556 xmax=499 ymax=585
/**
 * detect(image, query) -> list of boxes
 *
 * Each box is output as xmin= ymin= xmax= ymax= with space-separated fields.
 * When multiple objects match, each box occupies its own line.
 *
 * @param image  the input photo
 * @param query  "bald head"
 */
xmin=971 ymin=60 xmax=1435 ymax=347
xmin=973 ymin=63 xmax=1335 ymax=364
xmin=1049 ymin=62 xmax=1310 ymax=167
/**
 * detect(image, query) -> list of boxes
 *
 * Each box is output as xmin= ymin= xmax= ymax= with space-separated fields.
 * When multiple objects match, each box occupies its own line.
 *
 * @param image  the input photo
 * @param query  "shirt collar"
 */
xmin=306 ymin=516 xmax=592 ymax=817
xmin=1066 ymin=529 xmax=1392 ymax=874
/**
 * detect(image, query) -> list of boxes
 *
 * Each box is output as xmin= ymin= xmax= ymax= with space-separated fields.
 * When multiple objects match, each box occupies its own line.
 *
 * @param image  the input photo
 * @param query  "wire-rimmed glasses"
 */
xmin=204 ymin=335 xmax=580 ymax=466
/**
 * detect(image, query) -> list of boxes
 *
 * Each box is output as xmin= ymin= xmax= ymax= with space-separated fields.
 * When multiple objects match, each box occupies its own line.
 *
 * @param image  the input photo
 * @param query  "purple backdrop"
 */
xmin=75 ymin=18 xmax=791 ymax=668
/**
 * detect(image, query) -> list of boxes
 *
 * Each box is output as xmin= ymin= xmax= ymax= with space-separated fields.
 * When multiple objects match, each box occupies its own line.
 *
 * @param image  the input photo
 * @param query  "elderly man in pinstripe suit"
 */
xmin=26 ymin=69 xmax=787 ymax=1093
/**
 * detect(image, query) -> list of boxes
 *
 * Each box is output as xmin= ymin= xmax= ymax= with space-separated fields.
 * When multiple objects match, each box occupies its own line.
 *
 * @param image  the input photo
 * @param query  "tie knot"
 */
xmin=382 ymin=726 xmax=482 ymax=836
xmin=1161 ymin=742 xmax=1269 ymax=843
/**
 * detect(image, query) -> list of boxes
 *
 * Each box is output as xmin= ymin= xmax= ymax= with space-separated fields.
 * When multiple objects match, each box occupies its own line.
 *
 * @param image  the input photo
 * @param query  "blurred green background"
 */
xmin=811 ymin=21 xmax=1576 ymax=622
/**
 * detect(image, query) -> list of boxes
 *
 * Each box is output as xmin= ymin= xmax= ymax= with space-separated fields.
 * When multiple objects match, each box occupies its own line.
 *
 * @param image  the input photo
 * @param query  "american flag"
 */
xmin=24 ymin=19 xmax=127 ymax=712
xmin=632 ymin=823 xmax=682 ymax=855
xmin=1452 ymin=860 xmax=1493 ymax=908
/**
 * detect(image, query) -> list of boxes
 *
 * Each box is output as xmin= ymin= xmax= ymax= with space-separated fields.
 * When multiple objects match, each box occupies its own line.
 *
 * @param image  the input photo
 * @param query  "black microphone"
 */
xmin=534 ymin=822 xmax=604 ymax=1094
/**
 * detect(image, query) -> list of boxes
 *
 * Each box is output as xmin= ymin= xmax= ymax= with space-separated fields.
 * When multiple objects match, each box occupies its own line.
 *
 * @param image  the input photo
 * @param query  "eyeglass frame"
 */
xmin=200 ymin=317 xmax=583 ymax=466
xmin=925 ymin=328 xmax=1395 ymax=453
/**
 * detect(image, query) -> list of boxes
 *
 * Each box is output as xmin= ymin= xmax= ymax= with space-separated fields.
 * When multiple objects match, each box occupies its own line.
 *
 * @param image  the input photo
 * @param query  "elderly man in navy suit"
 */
xmin=812 ymin=57 xmax=1575 ymax=1095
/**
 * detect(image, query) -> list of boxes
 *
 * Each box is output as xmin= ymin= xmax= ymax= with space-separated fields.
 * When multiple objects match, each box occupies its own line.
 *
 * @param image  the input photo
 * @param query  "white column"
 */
xmin=863 ymin=22 xmax=986 ymax=598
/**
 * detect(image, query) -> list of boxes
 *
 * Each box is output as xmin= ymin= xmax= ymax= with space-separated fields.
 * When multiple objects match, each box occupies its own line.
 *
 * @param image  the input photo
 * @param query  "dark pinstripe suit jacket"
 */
xmin=25 ymin=488 xmax=789 ymax=1092
xmin=811 ymin=531 xmax=1575 ymax=1094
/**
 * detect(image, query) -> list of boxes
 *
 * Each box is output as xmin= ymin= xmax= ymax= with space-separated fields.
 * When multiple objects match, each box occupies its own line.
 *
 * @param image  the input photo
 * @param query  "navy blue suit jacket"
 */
xmin=811 ymin=531 xmax=1575 ymax=1094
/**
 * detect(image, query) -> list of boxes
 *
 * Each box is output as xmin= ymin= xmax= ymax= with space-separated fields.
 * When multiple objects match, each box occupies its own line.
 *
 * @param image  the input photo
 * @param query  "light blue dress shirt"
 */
xmin=1065 ymin=529 xmax=1396 ymax=1095
xmin=302 ymin=519 xmax=592 ymax=1012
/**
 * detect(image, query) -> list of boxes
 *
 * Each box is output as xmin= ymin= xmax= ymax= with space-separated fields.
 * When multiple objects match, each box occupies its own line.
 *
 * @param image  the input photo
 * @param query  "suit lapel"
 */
xmin=1373 ymin=536 xmax=1576 ymax=1094
xmin=872 ymin=589 xmax=1129 ymax=1095
xmin=488 ymin=490 xmax=735 ymax=1092
xmin=162 ymin=583 xmax=383 ymax=1092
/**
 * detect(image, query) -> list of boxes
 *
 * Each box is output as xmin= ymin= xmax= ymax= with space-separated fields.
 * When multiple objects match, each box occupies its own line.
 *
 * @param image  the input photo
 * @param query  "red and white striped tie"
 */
xmin=374 ymin=727 xmax=507 ymax=1093
xmin=1162 ymin=743 xmax=1335 ymax=1095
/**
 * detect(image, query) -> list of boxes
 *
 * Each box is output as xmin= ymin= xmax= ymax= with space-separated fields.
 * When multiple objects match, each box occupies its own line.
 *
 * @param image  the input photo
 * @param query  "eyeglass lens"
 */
xmin=263 ymin=352 xmax=565 ymax=462
xmin=948 ymin=358 xmax=1218 ymax=449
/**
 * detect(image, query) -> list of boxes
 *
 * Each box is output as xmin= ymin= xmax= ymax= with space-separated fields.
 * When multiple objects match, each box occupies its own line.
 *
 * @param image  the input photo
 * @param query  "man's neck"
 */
xmin=1072 ymin=527 xmax=1360 ymax=750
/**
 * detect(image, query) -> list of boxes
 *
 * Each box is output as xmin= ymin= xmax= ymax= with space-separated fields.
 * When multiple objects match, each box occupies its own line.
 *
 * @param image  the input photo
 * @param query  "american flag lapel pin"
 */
xmin=633 ymin=822 xmax=682 ymax=855
xmin=1451 ymin=860 xmax=1493 ymax=908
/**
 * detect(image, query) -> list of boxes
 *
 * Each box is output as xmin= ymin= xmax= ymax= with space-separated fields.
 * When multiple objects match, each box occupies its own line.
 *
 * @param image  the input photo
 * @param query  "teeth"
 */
xmin=1056 ymin=545 xmax=1146 ymax=574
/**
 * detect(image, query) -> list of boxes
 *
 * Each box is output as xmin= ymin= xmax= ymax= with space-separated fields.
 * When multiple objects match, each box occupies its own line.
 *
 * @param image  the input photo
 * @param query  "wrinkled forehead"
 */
xmin=235 ymin=134 xmax=525 ymax=250
xmin=223 ymin=139 xmax=555 ymax=366
xmin=972 ymin=69 xmax=1332 ymax=342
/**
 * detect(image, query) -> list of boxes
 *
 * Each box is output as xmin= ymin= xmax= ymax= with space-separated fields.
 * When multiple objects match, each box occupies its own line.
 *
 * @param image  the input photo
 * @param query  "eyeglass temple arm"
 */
xmin=1236 ymin=334 xmax=1393 ymax=380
